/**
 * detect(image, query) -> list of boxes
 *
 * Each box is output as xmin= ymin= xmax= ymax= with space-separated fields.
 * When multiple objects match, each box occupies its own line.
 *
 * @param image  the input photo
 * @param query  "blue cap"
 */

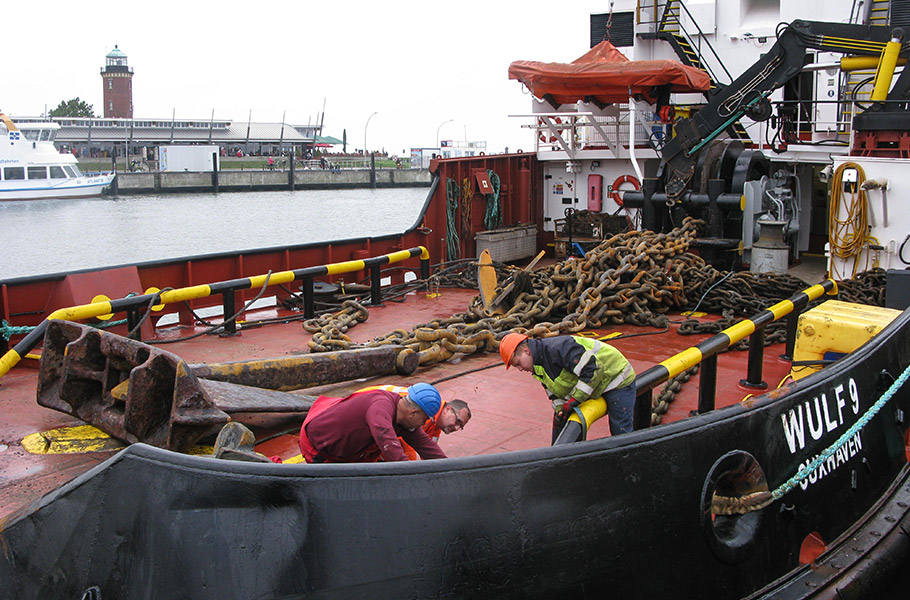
xmin=407 ymin=383 xmax=441 ymax=418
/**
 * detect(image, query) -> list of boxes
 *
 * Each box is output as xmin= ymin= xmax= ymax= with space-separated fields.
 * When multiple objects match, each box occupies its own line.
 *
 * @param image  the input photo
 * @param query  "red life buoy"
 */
xmin=538 ymin=117 xmax=564 ymax=143
xmin=609 ymin=174 xmax=640 ymax=207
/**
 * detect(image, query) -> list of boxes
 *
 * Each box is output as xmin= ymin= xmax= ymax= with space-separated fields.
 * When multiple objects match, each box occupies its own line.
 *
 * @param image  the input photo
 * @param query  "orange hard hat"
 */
xmin=500 ymin=333 xmax=528 ymax=369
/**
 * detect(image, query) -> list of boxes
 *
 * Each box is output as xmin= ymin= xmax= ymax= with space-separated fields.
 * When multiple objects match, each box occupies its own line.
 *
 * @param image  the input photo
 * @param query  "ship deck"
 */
xmin=0 ymin=257 xmax=827 ymax=522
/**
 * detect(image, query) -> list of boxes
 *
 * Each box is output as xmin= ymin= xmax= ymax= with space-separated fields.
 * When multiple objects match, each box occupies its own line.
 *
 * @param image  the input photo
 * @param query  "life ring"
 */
xmin=538 ymin=117 xmax=564 ymax=143
xmin=610 ymin=174 xmax=640 ymax=207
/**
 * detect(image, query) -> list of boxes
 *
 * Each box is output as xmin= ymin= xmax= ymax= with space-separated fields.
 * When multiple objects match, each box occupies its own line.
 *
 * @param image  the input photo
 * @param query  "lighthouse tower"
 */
xmin=101 ymin=45 xmax=133 ymax=118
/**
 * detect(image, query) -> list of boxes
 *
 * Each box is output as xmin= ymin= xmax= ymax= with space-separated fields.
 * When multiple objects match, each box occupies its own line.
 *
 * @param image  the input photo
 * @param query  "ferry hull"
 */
xmin=2 ymin=309 xmax=908 ymax=599
xmin=0 ymin=174 xmax=116 ymax=201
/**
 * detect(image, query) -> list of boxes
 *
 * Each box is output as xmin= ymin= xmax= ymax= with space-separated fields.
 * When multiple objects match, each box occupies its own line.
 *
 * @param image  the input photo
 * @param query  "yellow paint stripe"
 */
xmin=22 ymin=425 xmax=126 ymax=454
xmin=767 ymin=299 xmax=794 ymax=320
xmin=159 ymin=284 xmax=213 ymax=304
xmin=283 ymin=454 xmax=305 ymax=464
xmin=249 ymin=271 xmax=295 ymax=288
xmin=659 ymin=347 xmax=703 ymax=378
xmin=48 ymin=301 xmax=115 ymax=321
xmin=326 ymin=260 xmax=366 ymax=275
xmin=21 ymin=424 xmax=215 ymax=455
xmin=0 ymin=349 xmax=23 ymax=374
xmin=386 ymin=249 xmax=416 ymax=263
xmin=724 ymin=319 xmax=756 ymax=343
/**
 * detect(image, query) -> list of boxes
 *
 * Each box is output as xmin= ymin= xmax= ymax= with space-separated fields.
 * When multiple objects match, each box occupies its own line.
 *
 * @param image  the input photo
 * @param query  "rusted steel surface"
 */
xmin=37 ymin=320 xmax=230 ymax=452
xmin=197 ymin=379 xmax=317 ymax=413
xmin=35 ymin=321 xmax=422 ymax=451
xmin=190 ymin=345 xmax=418 ymax=391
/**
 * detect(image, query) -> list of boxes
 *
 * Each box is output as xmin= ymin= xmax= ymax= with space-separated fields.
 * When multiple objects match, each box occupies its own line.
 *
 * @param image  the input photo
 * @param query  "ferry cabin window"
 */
xmin=40 ymin=130 xmax=51 ymax=142
xmin=3 ymin=167 xmax=25 ymax=180
xmin=49 ymin=166 xmax=67 ymax=179
xmin=63 ymin=166 xmax=78 ymax=178
xmin=27 ymin=166 xmax=48 ymax=179
xmin=23 ymin=131 xmax=40 ymax=141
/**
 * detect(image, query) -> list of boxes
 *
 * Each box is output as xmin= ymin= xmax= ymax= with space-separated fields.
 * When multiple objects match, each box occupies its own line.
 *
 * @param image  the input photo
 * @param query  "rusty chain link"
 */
xmin=302 ymin=217 xmax=883 ymax=417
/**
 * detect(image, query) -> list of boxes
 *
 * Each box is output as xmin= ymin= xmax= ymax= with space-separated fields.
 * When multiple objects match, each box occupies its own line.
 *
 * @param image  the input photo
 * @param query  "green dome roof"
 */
xmin=106 ymin=45 xmax=127 ymax=58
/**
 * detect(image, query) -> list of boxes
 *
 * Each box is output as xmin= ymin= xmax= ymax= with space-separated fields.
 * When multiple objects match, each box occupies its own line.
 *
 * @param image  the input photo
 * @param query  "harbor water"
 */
xmin=0 ymin=187 xmax=430 ymax=280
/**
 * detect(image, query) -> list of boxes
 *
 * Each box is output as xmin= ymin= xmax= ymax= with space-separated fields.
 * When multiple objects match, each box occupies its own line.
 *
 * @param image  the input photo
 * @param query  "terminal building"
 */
xmin=14 ymin=45 xmax=323 ymax=163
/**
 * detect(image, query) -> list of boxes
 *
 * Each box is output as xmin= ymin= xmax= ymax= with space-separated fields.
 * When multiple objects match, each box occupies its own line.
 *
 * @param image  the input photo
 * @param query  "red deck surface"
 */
xmin=0 ymin=285 xmax=796 ymax=522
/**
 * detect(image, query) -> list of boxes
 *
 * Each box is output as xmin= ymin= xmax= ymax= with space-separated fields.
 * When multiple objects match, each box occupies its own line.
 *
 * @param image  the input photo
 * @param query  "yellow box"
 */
xmin=791 ymin=300 xmax=901 ymax=379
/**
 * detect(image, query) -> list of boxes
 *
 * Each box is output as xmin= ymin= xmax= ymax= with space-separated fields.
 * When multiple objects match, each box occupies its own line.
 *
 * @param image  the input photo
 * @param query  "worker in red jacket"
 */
xmin=357 ymin=384 xmax=471 ymax=459
xmin=298 ymin=383 xmax=448 ymax=463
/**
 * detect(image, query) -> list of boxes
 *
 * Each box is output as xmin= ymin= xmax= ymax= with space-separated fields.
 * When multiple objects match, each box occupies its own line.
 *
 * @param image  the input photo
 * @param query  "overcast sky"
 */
xmin=4 ymin=1 xmax=614 ymax=156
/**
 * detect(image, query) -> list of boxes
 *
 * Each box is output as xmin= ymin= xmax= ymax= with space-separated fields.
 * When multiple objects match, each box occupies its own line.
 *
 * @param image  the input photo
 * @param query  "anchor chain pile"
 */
xmin=303 ymin=217 xmax=829 ymax=378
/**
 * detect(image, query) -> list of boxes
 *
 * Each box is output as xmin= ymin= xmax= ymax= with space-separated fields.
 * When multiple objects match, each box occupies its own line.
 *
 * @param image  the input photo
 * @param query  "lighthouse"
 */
xmin=101 ymin=45 xmax=133 ymax=118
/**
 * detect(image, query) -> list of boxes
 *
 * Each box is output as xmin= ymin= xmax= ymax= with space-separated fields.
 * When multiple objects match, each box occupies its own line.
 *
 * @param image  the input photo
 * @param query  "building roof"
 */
xmin=13 ymin=116 xmax=318 ymax=146
xmin=106 ymin=45 xmax=127 ymax=58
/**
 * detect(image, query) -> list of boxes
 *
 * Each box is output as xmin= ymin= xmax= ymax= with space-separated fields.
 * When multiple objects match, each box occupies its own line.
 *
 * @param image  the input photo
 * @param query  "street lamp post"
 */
xmin=364 ymin=112 xmax=378 ymax=164
xmin=436 ymin=119 xmax=454 ymax=154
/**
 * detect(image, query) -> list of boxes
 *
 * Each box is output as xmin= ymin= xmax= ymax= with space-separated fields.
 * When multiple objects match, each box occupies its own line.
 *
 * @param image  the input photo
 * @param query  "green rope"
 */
xmin=1 ymin=321 xmax=34 ymax=341
xmin=483 ymin=169 xmax=502 ymax=230
xmin=773 ymin=361 xmax=910 ymax=500
xmin=445 ymin=177 xmax=460 ymax=261
xmin=91 ymin=318 xmax=129 ymax=329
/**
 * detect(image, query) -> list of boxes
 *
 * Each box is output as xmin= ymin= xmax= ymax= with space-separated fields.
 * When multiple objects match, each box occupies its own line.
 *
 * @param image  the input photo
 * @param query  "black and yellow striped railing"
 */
xmin=0 ymin=246 xmax=431 ymax=379
xmin=632 ymin=278 xmax=838 ymax=428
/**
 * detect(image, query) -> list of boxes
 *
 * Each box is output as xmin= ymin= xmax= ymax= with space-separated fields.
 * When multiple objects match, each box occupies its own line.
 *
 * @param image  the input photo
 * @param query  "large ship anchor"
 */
xmin=36 ymin=320 xmax=419 ymax=452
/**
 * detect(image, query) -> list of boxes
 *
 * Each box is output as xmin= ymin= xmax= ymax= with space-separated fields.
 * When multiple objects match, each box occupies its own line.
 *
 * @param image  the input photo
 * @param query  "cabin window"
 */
xmin=3 ymin=167 xmax=25 ymax=180
xmin=49 ymin=166 xmax=67 ymax=179
xmin=23 ymin=131 xmax=40 ymax=141
xmin=40 ymin=130 xmax=51 ymax=142
xmin=48 ymin=130 xmax=56 ymax=142
xmin=63 ymin=166 xmax=78 ymax=178
xmin=27 ymin=166 xmax=48 ymax=179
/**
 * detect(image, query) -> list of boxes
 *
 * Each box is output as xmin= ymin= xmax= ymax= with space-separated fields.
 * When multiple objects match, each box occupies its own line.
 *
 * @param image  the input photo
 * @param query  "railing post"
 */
xmin=220 ymin=291 xmax=238 ymax=335
xmin=370 ymin=265 xmax=382 ymax=306
xmin=303 ymin=277 xmax=315 ymax=319
xmin=633 ymin=389 xmax=653 ymax=430
xmin=420 ymin=256 xmax=430 ymax=281
xmin=126 ymin=309 xmax=142 ymax=341
xmin=741 ymin=326 xmax=768 ymax=389
xmin=212 ymin=152 xmax=219 ymax=193
xmin=781 ymin=309 xmax=801 ymax=360
xmin=696 ymin=354 xmax=718 ymax=414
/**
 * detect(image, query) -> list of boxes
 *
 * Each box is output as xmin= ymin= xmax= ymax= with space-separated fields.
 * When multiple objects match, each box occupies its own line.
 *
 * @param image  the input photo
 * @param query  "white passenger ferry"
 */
xmin=1 ymin=112 xmax=114 ymax=201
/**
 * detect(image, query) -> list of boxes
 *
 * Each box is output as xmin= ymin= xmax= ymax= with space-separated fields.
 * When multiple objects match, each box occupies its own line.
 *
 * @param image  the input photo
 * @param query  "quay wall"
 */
xmin=110 ymin=168 xmax=432 ymax=194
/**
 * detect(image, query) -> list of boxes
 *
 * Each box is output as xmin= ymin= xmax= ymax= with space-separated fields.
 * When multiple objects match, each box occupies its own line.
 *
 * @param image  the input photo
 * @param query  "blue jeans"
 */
xmin=605 ymin=382 xmax=636 ymax=434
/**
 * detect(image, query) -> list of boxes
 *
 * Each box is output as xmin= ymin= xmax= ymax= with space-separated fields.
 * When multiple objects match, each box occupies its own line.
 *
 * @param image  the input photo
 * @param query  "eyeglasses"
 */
xmin=450 ymin=406 xmax=465 ymax=429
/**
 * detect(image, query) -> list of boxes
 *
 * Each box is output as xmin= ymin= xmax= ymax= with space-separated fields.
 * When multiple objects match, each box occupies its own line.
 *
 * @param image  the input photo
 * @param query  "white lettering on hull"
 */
xmin=798 ymin=432 xmax=863 ymax=491
xmin=781 ymin=378 xmax=860 ymax=454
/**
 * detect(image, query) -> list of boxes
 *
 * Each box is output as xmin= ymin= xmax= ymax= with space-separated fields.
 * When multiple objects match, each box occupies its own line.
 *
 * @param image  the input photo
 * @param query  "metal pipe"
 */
xmin=622 ymin=190 xmax=744 ymax=207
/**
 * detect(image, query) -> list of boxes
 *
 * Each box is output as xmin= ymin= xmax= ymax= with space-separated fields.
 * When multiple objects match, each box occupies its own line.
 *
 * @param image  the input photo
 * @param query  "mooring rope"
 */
xmin=773 ymin=361 xmax=910 ymax=500
xmin=714 ymin=360 xmax=910 ymax=515
xmin=445 ymin=178 xmax=460 ymax=261
xmin=1 ymin=320 xmax=33 ymax=341
xmin=483 ymin=169 xmax=502 ymax=230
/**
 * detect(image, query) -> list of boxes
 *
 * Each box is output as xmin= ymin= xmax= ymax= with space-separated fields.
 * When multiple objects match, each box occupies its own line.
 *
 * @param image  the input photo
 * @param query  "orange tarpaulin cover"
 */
xmin=508 ymin=41 xmax=711 ymax=105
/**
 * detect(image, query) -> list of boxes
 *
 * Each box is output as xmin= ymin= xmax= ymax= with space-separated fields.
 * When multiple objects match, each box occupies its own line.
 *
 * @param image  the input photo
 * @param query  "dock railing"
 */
xmin=0 ymin=247 xmax=431 ymax=380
